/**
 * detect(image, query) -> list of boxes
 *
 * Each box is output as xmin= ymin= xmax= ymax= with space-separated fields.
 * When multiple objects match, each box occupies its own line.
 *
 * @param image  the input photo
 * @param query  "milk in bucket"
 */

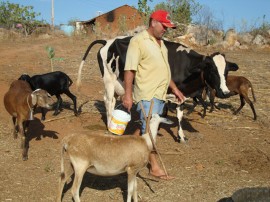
xmin=108 ymin=109 xmax=131 ymax=135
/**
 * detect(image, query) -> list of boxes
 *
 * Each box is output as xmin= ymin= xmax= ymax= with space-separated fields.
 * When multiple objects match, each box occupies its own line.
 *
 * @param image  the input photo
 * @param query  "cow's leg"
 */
xmin=176 ymin=104 xmax=186 ymax=143
xmin=104 ymin=83 xmax=116 ymax=127
xmin=64 ymin=90 xmax=78 ymax=116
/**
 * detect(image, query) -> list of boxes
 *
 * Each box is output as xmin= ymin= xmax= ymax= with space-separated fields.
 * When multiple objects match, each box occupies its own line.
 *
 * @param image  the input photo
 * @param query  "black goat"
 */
xmin=19 ymin=71 xmax=78 ymax=120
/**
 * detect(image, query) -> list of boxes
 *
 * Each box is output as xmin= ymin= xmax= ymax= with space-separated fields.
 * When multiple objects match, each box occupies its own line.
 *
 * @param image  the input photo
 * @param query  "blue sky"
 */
xmin=6 ymin=0 xmax=270 ymax=31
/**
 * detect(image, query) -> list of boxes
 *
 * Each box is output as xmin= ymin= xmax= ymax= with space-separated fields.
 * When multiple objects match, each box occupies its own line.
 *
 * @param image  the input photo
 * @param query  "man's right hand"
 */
xmin=122 ymin=94 xmax=133 ymax=112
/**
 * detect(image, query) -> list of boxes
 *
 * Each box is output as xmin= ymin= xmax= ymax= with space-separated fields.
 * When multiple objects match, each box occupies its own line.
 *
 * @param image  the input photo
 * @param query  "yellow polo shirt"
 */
xmin=124 ymin=30 xmax=171 ymax=103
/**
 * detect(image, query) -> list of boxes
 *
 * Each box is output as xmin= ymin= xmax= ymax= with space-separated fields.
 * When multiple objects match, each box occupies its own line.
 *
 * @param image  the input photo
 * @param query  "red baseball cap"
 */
xmin=150 ymin=10 xmax=176 ymax=28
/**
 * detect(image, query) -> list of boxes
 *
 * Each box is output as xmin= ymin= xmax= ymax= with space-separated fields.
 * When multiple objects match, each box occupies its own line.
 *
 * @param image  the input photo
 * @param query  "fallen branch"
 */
xmin=43 ymin=111 xmax=91 ymax=123
xmin=226 ymin=126 xmax=260 ymax=130
xmin=252 ymin=146 xmax=270 ymax=161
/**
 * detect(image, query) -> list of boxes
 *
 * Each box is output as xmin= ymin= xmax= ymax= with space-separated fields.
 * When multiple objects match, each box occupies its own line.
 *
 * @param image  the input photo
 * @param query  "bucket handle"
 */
xmin=115 ymin=103 xmax=131 ymax=115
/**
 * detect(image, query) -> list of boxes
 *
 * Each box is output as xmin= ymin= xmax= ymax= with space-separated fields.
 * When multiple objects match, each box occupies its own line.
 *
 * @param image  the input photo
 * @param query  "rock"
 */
xmin=224 ymin=29 xmax=238 ymax=46
xmin=253 ymin=34 xmax=267 ymax=45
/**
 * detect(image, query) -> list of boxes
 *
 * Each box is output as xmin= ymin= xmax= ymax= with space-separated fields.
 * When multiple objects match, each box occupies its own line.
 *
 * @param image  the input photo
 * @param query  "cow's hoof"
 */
xmin=177 ymin=137 xmax=188 ymax=143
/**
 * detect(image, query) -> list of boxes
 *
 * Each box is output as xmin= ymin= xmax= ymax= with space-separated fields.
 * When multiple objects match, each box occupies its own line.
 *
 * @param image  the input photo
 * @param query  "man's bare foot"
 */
xmin=149 ymin=170 xmax=175 ymax=180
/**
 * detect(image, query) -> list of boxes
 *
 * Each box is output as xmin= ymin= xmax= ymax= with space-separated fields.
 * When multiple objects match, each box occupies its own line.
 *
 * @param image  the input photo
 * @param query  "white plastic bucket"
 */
xmin=108 ymin=109 xmax=131 ymax=135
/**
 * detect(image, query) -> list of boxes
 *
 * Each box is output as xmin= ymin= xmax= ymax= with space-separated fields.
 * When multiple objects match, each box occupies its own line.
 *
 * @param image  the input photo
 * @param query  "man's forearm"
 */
xmin=124 ymin=70 xmax=135 ymax=95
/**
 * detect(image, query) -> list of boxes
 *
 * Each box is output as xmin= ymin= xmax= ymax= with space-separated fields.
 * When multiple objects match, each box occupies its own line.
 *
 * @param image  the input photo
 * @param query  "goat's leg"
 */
xmin=18 ymin=119 xmax=28 ymax=160
xmin=41 ymin=107 xmax=46 ymax=121
xmin=127 ymin=171 xmax=137 ymax=202
xmin=70 ymin=163 xmax=88 ymax=202
xmin=53 ymin=95 xmax=62 ymax=116
xmin=64 ymin=90 xmax=78 ymax=116
xmin=186 ymin=97 xmax=198 ymax=115
xmin=56 ymin=158 xmax=74 ymax=202
xmin=243 ymin=94 xmax=257 ymax=120
xmin=234 ymin=95 xmax=245 ymax=115
xmin=176 ymin=104 xmax=186 ymax=143
xmin=249 ymin=101 xmax=257 ymax=120
xmin=12 ymin=117 xmax=18 ymax=139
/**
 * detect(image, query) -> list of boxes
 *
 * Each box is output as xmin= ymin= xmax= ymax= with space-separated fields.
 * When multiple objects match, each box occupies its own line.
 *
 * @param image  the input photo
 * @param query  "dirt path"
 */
xmin=0 ymin=36 xmax=269 ymax=202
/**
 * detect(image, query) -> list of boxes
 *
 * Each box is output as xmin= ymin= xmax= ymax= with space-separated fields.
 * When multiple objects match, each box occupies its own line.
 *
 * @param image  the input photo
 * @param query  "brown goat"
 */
xmin=209 ymin=75 xmax=257 ymax=120
xmin=4 ymin=80 xmax=54 ymax=160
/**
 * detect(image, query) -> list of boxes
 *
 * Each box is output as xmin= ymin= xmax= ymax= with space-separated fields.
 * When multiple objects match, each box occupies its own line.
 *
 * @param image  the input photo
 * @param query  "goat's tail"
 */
xmin=67 ymin=76 xmax=73 ymax=87
xmin=77 ymin=40 xmax=107 ymax=90
xmin=56 ymin=139 xmax=67 ymax=202
xmin=60 ymin=140 xmax=67 ymax=181
xmin=249 ymin=82 xmax=256 ymax=103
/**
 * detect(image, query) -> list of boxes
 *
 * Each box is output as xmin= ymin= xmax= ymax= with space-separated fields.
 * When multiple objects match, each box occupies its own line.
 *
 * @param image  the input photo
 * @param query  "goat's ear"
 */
xmin=31 ymin=92 xmax=38 ymax=105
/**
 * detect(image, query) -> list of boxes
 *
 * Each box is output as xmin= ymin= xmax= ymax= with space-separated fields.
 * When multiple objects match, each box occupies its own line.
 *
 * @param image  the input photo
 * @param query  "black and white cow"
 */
xmin=77 ymin=36 xmax=239 ymax=142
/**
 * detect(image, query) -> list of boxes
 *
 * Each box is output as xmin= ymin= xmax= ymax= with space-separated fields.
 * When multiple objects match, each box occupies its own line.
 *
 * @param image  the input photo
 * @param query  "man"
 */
xmin=122 ymin=10 xmax=185 ymax=180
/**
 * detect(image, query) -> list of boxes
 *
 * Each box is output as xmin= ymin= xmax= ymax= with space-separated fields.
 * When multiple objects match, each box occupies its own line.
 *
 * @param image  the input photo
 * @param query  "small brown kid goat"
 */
xmin=209 ymin=75 xmax=257 ymax=120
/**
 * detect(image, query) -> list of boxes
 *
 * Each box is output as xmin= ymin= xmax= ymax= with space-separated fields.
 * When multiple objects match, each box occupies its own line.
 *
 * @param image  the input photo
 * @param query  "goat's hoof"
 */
xmin=53 ymin=112 xmax=60 ymax=116
xmin=22 ymin=155 xmax=28 ymax=161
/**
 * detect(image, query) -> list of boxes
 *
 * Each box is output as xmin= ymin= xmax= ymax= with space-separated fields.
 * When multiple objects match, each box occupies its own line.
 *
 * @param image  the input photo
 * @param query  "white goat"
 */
xmin=56 ymin=114 xmax=173 ymax=202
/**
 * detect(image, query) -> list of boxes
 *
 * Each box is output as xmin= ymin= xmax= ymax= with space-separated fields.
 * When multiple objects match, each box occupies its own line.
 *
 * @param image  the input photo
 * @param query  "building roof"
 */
xmin=80 ymin=4 xmax=140 ymax=24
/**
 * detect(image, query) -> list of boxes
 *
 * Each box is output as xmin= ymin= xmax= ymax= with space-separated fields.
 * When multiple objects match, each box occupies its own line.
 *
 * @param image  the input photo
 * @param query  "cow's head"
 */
xmin=199 ymin=53 xmax=239 ymax=98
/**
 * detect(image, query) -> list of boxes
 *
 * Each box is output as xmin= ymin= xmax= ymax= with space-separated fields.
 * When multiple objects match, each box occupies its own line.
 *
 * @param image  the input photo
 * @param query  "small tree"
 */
xmin=194 ymin=5 xmax=223 ymax=44
xmin=46 ymin=46 xmax=64 ymax=72
xmin=0 ymin=1 xmax=45 ymax=36
xmin=154 ymin=0 xmax=201 ymax=25
xmin=137 ymin=0 xmax=153 ymax=25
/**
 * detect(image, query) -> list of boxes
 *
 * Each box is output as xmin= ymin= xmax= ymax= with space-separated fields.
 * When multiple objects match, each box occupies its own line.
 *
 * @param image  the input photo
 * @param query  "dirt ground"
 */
xmin=0 ymin=35 xmax=269 ymax=202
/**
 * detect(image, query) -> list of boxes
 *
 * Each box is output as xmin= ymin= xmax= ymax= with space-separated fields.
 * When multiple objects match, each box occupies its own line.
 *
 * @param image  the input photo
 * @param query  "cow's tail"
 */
xmin=77 ymin=40 xmax=107 ymax=89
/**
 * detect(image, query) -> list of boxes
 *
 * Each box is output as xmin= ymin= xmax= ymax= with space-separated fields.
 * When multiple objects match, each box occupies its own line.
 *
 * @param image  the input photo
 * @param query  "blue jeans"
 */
xmin=136 ymin=98 xmax=165 ymax=134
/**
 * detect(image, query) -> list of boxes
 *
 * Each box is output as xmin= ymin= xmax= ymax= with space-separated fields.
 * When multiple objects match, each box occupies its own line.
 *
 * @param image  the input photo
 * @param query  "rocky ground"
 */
xmin=0 ymin=35 xmax=269 ymax=202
